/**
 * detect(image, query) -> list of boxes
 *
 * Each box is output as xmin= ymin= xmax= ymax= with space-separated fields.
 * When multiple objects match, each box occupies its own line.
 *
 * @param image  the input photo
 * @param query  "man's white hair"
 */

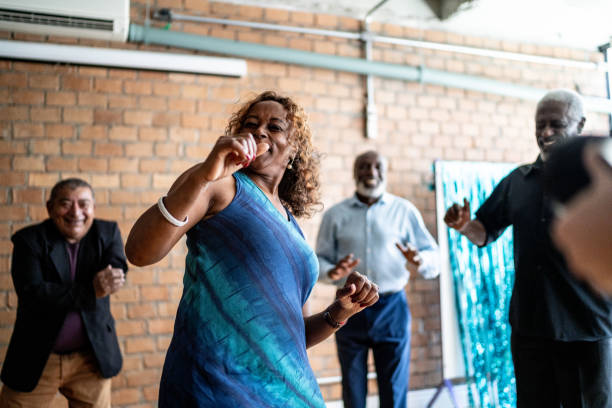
xmin=537 ymin=89 xmax=585 ymax=121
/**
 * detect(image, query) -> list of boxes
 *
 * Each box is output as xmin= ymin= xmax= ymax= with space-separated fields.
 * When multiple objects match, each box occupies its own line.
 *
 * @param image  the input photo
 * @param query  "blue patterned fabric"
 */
xmin=158 ymin=171 xmax=324 ymax=408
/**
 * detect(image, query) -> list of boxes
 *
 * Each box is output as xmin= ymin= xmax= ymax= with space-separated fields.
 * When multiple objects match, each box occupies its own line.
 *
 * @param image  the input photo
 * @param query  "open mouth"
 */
xmin=64 ymin=219 xmax=84 ymax=226
xmin=363 ymin=178 xmax=378 ymax=187
xmin=539 ymin=137 xmax=557 ymax=149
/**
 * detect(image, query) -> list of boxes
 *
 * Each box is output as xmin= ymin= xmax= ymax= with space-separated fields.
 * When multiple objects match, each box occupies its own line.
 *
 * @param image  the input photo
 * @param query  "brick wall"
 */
xmin=0 ymin=1 xmax=609 ymax=406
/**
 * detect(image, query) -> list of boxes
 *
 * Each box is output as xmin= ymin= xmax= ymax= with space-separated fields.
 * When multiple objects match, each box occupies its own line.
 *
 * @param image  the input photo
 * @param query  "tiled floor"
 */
xmin=325 ymin=383 xmax=469 ymax=408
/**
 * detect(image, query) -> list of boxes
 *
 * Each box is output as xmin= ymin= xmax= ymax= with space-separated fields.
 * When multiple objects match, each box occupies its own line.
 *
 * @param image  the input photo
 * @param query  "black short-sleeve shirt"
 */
xmin=475 ymin=156 xmax=612 ymax=341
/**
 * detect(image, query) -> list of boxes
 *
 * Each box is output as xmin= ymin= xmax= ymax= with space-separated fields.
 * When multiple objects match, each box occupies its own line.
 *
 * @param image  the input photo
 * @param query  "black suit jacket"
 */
xmin=1 ymin=219 xmax=128 ymax=392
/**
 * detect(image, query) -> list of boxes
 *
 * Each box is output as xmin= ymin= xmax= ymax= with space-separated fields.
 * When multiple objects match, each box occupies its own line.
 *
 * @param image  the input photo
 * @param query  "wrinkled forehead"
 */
xmin=52 ymin=186 xmax=94 ymax=203
xmin=247 ymin=100 xmax=289 ymax=120
xmin=536 ymin=100 xmax=570 ymax=119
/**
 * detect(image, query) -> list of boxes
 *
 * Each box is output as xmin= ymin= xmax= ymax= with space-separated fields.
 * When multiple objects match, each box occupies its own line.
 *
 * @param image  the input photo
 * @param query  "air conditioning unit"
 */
xmin=0 ymin=0 xmax=129 ymax=42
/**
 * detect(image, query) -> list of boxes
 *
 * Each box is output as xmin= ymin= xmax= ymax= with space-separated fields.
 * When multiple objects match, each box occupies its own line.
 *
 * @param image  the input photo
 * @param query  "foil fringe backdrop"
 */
xmin=438 ymin=161 xmax=517 ymax=408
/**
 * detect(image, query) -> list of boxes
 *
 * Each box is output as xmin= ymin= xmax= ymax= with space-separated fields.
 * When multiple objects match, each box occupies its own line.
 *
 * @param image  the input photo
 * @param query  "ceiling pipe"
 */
xmin=159 ymin=10 xmax=604 ymax=72
xmin=597 ymin=42 xmax=612 ymax=136
xmin=128 ymin=24 xmax=612 ymax=114
xmin=362 ymin=0 xmax=390 ymax=139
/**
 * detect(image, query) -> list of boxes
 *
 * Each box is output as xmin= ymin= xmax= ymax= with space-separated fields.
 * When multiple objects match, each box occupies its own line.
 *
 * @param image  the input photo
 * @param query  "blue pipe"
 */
xmin=129 ymin=24 xmax=612 ymax=114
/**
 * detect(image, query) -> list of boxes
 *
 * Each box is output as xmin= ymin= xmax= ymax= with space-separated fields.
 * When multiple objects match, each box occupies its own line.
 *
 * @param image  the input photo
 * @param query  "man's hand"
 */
xmin=327 ymin=254 xmax=360 ymax=281
xmin=94 ymin=265 xmax=125 ymax=298
xmin=444 ymin=198 xmax=471 ymax=231
xmin=333 ymin=271 xmax=379 ymax=322
xmin=395 ymin=242 xmax=423 ymax=274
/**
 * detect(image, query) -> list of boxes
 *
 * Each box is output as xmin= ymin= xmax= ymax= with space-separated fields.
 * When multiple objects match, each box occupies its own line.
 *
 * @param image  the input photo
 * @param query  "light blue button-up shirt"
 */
xmin=316 ymin=192 xmax=439 ymax=293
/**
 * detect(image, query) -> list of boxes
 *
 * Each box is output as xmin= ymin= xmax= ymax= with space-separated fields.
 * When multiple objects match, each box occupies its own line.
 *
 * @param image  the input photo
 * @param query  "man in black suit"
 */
xmin=0 ymin=178 xmax=127 ymax=407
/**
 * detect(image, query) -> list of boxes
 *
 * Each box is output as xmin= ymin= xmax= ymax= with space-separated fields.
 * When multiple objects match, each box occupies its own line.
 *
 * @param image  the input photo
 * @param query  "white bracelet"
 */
xmin=157 ymin=196 xmax=188 ymax=227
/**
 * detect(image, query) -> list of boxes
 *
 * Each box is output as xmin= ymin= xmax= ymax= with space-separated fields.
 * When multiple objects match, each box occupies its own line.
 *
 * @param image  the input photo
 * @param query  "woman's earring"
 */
xmin=287 ymin=158 xmax=294 ymax=170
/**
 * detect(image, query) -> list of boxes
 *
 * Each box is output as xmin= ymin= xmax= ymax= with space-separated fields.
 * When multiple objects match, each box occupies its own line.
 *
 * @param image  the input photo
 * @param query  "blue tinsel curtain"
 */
xmin=437 ymin=160 xmax=517 ymax=408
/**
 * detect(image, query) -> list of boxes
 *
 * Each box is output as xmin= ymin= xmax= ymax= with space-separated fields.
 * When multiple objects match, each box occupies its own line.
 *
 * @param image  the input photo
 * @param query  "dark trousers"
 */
xmin=335 ymin=290 xmax=411 ymax=408
xmin=511 ymin=332 xmax=612 ymax=408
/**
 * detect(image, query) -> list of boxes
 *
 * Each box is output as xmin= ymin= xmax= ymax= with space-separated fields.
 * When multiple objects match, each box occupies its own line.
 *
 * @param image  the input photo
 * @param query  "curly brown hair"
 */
xmin=225 ymin=91 xmax=322 ymax=218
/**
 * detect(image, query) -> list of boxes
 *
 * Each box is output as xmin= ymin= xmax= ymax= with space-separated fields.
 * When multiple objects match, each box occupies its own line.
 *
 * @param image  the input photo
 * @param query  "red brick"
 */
xmin=152 ymin=83 xmax=181 ymax=97
xmin=168 ymin=98 xmax=196 ymax=113
xmin=125 ymin=369 xmax=160 ymax=387
xmin=31 ymin=107 xmax=61 ymax=123
xmin=0 ymin=141 xmax=26 ymax=154
xmin=46 ymin=91 xmax=76 ymax=106
xmin=45 ymin=124 xmax=74 ymax=139
xmin=111 ymin=286 xmax=139 ymax=304
xmin=12 ymin=90 xmax=45 ymax=104
xmin=94 ymin=110 xmax=122 ymax=125
xmin=139 ymin=159 xmax=167 ymax=173
xmin=0 ymin=72 xmax=27 ymax=87
xmin=143 ymin=353 xmax=166 ymax=369
xmin=140 ymin=286 xmax=168 ymax=301
xmin=13 ymin=156 xmax=45 ymax=171
xmin=62 ymin=76 xmax=92 ymax=91
xmin=13 ymin=124 xmax=44 ymax=139
xmin=78 ymin=157 xmax=108 ymax=172
xmin=30 ymin=140 xmax=60 ymax=155
xmin=110 ymin=191 xmax=140 ymax=204
xmin=77 ymin=92 xmax=108 ymax=107
xmin=154 ymin=143 xmax=178 ymax=157
xmin=127 ymin=303 xmax=156 ymax=319
xmin=124 ymin=111 xmax=152 ymax=125
xmin=120 ymin=173 xmax=150 ymax=189
xmin=63 ymin=108 xmax=93 ymax=124
xmin=116 ymin=320 xmax=146 ymax=336
xmin=0 ymin=106 xmax=29 ymax=121
xmin=27 ymin=172 xmax=57 ymax=187
xmin=109 ymin=95 xmax=138 ymax=109
xmin=147 ymin=318 xmax=174 ymax=334
xmin=91 ymin=174 xmax=119 ymax=189
xmin=46 ymin=157 xmax=77 ymax=171
xmin=124 ymin=80 xmax=152 ymax=95
xmin=28 ymin=74 xmax=59 ymax=90
xmin=152 ymin=112 xmax=180 ymax=127
xmin=0 ymin=206 xmax=27 ymax=221
xmin=111 ymin=388 xmax=141 ymax=405
xmin=181 ymin=113 xmax=208 ymax=128
xmin=138 ymin=96 xmax=167 ymax=110
xmin=79 ymin=125 xmax=107 ymax=140
xmin=95 ymin=142 xmax=123 ymax=156
xmin=94 ymin=78 xmax=123 ymax=93
xmin=62 ymin=141 xmax=92 ymax=155
xmin=109 ymin=126 xmax=138 ymax=141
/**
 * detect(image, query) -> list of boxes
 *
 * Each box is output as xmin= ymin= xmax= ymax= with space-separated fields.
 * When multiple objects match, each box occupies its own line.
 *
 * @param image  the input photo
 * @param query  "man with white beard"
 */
xmin=316 ymin=150 xmax=439 ymax=408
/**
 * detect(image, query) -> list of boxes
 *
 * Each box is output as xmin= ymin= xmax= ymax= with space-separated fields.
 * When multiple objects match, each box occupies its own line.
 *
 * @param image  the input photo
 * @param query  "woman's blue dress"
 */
xmin=158 ymin=171 xmax=325 ymax=407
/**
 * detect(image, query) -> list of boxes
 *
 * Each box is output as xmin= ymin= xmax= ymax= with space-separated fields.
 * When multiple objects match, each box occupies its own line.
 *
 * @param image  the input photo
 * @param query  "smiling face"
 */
xmin=535 ymin=100 xmax=584 ymax=160
xmin=354 ymin=151 xmax=387 ymax=198
xmin=240 ymin=100 xmax=295 ymax=175
xmin=47 ymin=186 xmax=95 ymax=243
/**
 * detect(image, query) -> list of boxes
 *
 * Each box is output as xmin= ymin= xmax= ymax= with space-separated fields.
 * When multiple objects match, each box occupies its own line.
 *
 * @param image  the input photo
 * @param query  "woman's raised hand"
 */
xmin=195 ymin=133 xmax=269 ymax=183
xmin=334 ymin=271 xmax=379 ymax=320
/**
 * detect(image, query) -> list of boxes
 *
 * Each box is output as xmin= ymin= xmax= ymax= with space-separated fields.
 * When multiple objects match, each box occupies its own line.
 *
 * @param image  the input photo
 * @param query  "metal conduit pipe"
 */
xmin=161 ymin=10 xmax=604 ymax=72
xmin=128 ymin=24 xmax=612 ymax=114
xmin=598 ymin=42 xmax=612 ymax=136
xmin=362 ymin=0 xmax=389 ymax=139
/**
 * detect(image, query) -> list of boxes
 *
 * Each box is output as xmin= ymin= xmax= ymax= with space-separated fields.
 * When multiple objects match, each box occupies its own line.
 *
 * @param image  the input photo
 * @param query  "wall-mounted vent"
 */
xmin=0 ymin=0 xmax=129 ymax=41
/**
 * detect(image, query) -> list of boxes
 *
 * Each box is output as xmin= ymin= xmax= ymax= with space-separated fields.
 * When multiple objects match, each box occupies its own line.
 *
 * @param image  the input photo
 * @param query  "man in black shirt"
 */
xmin=443 ymin=89 xmax=612 ymax=407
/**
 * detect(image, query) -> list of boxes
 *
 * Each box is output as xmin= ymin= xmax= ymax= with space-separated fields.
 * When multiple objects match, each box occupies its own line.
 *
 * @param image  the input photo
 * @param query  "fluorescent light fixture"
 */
xmin=0 ymin=40 xmax=247 ymax=77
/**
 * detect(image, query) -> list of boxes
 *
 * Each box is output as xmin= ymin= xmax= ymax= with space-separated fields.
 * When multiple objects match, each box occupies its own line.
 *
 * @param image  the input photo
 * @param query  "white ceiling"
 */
xmin=214 ymin=0 xmax=612 ymax=51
